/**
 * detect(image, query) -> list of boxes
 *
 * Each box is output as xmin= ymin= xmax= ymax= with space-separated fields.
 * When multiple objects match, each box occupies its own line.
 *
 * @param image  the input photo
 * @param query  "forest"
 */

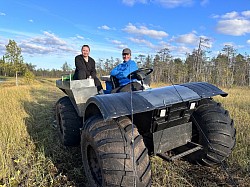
xmin=1 ymin=39 xmax=250 ymax=87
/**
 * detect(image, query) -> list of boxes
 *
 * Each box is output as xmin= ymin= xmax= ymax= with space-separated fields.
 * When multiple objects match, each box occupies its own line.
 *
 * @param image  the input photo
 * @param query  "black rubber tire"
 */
xmin=189 ymin=99 xmax=236 ymax=167
xmin=55 ymin=96 xmax=83 ymax=146
xmin=81 ymin=115 xmax=151 ymax=187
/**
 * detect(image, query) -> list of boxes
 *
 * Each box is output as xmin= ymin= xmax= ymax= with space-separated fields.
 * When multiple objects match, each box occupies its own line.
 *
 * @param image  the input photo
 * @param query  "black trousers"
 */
xmin=111 ymin=82 xmax=143 ymax=93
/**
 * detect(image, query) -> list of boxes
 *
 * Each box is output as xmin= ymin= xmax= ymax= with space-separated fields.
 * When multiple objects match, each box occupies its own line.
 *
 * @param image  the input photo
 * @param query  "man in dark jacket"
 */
xmin=73 ymin=45 xmax=103 ymax=92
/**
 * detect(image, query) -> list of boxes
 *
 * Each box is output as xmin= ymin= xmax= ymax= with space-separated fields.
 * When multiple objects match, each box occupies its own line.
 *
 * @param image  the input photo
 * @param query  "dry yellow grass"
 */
xmin=215 ymin=87 xmax=250 ymax=172
xmin=0 ymin=85 xmax=33 ymax=185
xmin=0 ymin=78 xmax=67 ymax=186
xmin=0 ymin=78 xmax=249 ymax=186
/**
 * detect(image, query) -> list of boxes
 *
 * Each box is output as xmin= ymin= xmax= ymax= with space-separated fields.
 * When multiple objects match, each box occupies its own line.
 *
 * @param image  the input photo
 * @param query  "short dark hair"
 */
xmin=81 ymin=45 xmax=90 ymax=51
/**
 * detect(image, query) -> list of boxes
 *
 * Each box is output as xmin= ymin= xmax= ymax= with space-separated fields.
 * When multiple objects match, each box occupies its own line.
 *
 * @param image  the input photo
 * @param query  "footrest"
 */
xmin=158 ymin=142 xmax=203 ymax=161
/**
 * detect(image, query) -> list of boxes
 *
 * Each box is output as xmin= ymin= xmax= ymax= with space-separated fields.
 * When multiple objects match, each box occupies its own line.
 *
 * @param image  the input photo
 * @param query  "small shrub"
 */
xmin=24 ymin=70 xmax=35 ymax=84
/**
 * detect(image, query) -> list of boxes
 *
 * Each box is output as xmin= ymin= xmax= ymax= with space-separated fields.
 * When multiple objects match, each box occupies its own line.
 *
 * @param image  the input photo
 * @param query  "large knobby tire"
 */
xmin=81 ymin=115 xmax=151 ymax=187
xmin=55 ymin=96 xmax=83 ymax=146
xmin=189 ymin=99 xmax=236 ymax=167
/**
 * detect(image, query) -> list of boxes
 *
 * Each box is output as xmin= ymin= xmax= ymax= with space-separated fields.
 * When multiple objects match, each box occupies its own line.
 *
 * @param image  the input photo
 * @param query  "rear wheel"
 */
xmin=81 ymin=115 xmax=151 ymax=187
xmin=55 ymin=96 xmax=83 ymax=146
xmin=188 ymin=99 xmax=236 ymax=166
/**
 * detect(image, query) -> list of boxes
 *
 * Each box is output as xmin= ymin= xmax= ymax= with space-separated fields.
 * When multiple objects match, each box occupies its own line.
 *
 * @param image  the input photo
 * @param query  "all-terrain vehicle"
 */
xmin=55 ymin=68 xmax=236 ymax=187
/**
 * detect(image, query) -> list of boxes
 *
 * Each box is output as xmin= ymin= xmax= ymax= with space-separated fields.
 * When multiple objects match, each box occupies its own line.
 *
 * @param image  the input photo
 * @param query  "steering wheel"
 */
xmin=128 ymin=68 xmax=153 ymax=81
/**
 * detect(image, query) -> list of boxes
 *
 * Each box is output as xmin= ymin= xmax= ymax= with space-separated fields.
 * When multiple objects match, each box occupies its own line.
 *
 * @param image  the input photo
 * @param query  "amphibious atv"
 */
xmin=55 ymin=68 xmax=236 ymax=187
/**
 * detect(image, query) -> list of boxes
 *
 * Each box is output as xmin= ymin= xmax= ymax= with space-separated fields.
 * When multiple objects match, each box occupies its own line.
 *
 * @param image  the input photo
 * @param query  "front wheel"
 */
xmin=188 ymin=99 xmax=236 ymax=167
xmin=55 ymin=96 xmax=83 ymax=146
xmin=81 ymin=115 xmax=151 ymax=187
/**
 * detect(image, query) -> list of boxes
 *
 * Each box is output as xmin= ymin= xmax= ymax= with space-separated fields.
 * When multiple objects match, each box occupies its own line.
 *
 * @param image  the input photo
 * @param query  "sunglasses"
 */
xmin=122 ymin=53 xmax=130 ymax=56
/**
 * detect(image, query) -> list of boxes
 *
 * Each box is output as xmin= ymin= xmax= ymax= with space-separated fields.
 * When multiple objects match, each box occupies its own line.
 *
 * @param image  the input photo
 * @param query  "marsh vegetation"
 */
xmin=0 ymin=78 xmax=249 ymax=186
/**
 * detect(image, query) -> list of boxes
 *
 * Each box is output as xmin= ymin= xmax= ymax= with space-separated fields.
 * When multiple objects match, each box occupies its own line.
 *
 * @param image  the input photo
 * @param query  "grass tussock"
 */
xmin=0 ymin=78 xmax=249 ymax=186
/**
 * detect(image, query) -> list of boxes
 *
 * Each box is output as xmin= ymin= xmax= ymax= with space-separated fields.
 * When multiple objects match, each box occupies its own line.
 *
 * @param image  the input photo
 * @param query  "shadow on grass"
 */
xmin=23 ymin=87 xmax=87 ymax=187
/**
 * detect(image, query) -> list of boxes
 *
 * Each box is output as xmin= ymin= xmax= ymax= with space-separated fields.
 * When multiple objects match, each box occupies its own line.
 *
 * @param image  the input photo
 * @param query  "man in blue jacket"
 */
xmin=110 ymin=48 xmax=143 ymax=93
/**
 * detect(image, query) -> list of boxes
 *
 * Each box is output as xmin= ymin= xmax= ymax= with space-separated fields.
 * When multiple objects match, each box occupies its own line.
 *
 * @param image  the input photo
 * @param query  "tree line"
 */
xmin=96 ymin=38 xmax=250 ymax=87
xmin=1 ymin=39 xmax=250 ymax=87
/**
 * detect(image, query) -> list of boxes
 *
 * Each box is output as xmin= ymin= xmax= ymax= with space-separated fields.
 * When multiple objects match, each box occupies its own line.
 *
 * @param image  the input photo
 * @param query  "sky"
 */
xmin=0 ymin=0 xmax=250 ymax=70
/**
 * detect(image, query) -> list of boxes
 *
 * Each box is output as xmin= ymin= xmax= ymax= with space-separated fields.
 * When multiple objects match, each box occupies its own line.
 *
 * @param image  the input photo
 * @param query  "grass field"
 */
xmin=0 ymin=77 xmax=249 ymax=186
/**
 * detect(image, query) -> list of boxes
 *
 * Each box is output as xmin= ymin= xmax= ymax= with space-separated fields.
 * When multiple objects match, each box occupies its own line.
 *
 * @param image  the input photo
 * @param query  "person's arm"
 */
xmin=110 ymin=64 xmax=121 ymax=77
xmin=75 ymin=55 xmax=87 ymax=79
xmin=122 ymin=60 xmax=138 ymax=78
xmin=111 ymin=60 xmax=138 ymax=79
xmin=89 ymin=57 xmax=97 ymax=78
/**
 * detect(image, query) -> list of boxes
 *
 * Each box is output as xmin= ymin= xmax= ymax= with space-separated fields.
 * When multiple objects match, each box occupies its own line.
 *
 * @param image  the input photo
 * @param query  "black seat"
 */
xmin=110 ymin=76 xmax=120 ymax=89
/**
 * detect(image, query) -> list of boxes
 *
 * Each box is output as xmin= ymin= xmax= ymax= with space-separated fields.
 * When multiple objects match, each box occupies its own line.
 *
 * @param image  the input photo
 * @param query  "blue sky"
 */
xmin=0 ymin=0 xmax=250 ymax=70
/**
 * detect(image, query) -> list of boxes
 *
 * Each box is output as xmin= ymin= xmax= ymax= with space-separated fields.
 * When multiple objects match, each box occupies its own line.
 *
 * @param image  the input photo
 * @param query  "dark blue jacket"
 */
xmin=110 ymin=59 xmax=138 ymax=86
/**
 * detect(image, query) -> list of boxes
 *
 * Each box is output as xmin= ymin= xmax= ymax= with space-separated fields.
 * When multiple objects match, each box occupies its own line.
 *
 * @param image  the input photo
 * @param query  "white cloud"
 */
xmin=29 ymin=19 xmax=34 ymax=23
xmin=128 ymin=37 xmax=155 ymax=48
xmin=158 ymin=41 xmax=172 ymax=48
xmin=117 ymin=44 xmax=128 ymax=49
xmin=19 ymin=31 xmax=75 ymax=55
xmin=76 ymin=35 xmax=84 ymax=40
xmin=210 ymin=14 xmax=219 ymax=19
xmin=98 ymin=25 xmax=111 ymax=30
xmin=157 ymin=41 xmax=192 ymax=58
xmin=111 ymin=40 xmax=122 ymax=45
xmin=0 ymin=40 xmax=6 ymax=54
xmin=152 ymin=0 xmax=194 ymax=8
xmin=109 ymin=39 xmax=127 ymax=49
xmin=247 ymin=40 xmax=250 ymax=45
xmin=173 ymin=32 xmax=199 ymax=45
xmin=123 ymin=23 xmax=168 ymax=39
xmin=216 ymin=19 xmax=250 ymax=36
xmin=221 ymin=11 xmax=239 ymax=19
xmin=176 ymin=45 xmax=192 ymax=55
xmin=0 ymin=12 xmax=6 ymax=16
xmin=215 ymin=10 xmax=250 ymax=20
xmin=20 ymin=43 xmax=53 ymax=54
xmin=121 ymin=0 xmax=194 ymax=8
xmin=122 ymin=0 xmax=147 ymax=6
xmin=242 ymin=10 xmax=250 ymax=18
xmin=169 ymin=45 xmax=193 ymax=58
xmin=215 ymin=10 xmax=250 ymax=36
xmin=40 ymin=31 xmax=67 ymax=45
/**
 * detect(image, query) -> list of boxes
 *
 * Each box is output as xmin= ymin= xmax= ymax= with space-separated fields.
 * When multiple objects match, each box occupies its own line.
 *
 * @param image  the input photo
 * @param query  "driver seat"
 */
xmin=110 ymin=76 xmax=120 ymax=89
xmin=110 ymin=76 xmax=143 ymax=93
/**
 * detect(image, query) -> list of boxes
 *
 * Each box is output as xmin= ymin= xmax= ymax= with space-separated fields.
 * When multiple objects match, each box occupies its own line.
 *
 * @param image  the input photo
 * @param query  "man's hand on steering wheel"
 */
xmin=127 ymin=68 xmax=153 ymax=80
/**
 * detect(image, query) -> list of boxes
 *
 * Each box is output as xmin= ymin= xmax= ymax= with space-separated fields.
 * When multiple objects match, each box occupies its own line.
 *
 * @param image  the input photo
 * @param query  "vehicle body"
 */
xmin=55 ymin=69 xmax=236 ymax=186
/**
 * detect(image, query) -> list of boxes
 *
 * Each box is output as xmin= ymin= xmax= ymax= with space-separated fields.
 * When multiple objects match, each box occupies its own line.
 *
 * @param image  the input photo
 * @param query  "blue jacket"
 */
xmin=110 ymin=59 xmax=138 ymax=86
